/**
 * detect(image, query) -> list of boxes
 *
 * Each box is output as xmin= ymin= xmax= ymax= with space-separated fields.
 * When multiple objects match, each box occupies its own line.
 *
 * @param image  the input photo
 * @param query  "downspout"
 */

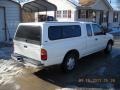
xmin=3 ymin=7 xmax=7 ymax=41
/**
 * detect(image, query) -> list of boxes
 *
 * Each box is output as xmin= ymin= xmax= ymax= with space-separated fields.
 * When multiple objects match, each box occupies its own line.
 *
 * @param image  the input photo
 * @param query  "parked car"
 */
xmin=109 ymin=27 xmax=120 ymax=34
xmin=11 ymin=21 xmax=114 ymax=72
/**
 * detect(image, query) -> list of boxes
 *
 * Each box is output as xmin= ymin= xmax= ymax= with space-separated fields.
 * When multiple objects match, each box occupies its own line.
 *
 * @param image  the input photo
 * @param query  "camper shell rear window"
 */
xmin=15 ymin=25 xmax=41 ymax=45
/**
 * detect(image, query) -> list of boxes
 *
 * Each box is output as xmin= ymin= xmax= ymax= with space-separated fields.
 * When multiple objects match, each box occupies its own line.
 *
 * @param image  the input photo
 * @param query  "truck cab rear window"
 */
xmin=48 ymin=25 xmax=81 ymax=40
xmin=15 ymin=25 xmax=41 ymax=45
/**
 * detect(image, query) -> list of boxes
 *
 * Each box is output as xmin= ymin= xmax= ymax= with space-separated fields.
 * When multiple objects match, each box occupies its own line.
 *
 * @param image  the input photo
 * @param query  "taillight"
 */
xmin=41 ymin=49 xmax=47 ymax=60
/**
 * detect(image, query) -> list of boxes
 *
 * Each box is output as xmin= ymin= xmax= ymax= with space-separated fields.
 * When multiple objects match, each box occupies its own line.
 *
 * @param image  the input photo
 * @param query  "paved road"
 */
xmin=0 ymin=41 xmax=120 ymax=90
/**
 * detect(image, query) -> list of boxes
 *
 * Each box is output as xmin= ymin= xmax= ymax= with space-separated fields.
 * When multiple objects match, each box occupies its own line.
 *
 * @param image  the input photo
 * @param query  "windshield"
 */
xmin=15 ymin=25 xmax=41 ymax=45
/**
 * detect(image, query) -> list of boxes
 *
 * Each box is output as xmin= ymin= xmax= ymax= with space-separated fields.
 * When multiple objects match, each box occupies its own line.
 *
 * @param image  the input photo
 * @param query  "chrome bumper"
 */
xmin=11 ymin=53 xmax=44 ymax=67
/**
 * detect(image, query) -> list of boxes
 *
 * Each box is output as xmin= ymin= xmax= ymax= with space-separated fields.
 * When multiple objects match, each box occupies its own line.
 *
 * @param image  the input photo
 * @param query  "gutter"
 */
xmin=66 ymin=0 xmax=78 ymax=9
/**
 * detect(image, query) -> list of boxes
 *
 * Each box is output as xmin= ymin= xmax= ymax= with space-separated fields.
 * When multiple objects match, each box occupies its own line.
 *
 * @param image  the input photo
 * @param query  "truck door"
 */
xmin=86 ymin=24 xmax=96 ymax=54
xmin=92 ymin=24 xmax=107 ymax=51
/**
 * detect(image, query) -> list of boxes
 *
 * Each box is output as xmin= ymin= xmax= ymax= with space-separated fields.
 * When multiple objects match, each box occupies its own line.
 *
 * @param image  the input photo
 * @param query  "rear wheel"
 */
xmin=104 ymin=42 xmax=113 ymax=54
xmin=61 ymin=53 xmax=78 ymax=72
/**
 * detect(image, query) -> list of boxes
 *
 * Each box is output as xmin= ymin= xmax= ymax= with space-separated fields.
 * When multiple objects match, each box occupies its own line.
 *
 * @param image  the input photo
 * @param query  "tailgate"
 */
xmin=14 ymin=40 xmax=41 ymax=61
xmin=13 ymin=25 xmax=42 ymax=61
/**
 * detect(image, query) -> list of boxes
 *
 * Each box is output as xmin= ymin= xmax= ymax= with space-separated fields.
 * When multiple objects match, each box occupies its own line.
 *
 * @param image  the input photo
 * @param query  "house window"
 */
xmin=56 ymin=11 xmax=62 ymax=18
xmin=56 ymin=10 xmax=71 ymax=18
xmin=100 ymin=12 xmax=108 ymax=23
xmin=78 ymin=10 xmax=96 ymax=19
xmin=113 ymin=12 xmax=118 ymax=22
xmin=63 ymin=10 xmax=68 ymax=18
xmin=78 ymin=10 xmax=86 ymax=18
xmin=63 ymin=10 xmax=71 ymax=18
xmin=103 ymin=12 xmax=108 ymax=22
xmin=88 ymin=10 xmax=95 ymax=18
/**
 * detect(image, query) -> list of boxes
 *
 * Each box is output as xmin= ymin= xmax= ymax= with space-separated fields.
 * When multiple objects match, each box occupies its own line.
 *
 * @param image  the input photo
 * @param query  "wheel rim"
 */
xmin=67 ymin=57 xmax=75 ymax=70
xmin=108 ymin=43 xmax=112 ymax=52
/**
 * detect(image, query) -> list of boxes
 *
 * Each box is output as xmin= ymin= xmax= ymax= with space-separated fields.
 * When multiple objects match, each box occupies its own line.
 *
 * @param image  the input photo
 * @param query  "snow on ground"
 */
xmin=0 ymin=46 xmax=39 ymax=86
xmin=0 ymin=59 xmax=24 ymax=85
xmin=0 ymin=47 xmax=25 ymax=85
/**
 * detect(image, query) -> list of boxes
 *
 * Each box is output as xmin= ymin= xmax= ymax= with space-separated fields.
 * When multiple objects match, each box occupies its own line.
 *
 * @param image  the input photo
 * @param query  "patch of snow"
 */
xmin=0 ymin=46 xmax=40 ymax=85
xmin=0 ymin=59 xmax=25 ymax=85
xmin=14 ymin=84 xmax=21 ymax=90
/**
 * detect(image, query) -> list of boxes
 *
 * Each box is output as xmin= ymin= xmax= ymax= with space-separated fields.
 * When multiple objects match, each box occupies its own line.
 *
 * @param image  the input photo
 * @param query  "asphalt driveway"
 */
xmin=0 ymin=41 xmax=120 ymax=90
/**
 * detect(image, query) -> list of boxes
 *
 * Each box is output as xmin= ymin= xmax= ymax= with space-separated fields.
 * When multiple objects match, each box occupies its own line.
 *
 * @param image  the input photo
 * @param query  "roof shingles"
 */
xmin=79 ymin=0 xmax=96 ymax=6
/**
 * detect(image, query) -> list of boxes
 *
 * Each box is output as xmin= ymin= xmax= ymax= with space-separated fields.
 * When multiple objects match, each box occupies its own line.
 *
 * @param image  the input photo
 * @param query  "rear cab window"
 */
xmin=48 ymin=25 xmax=81 ymax=40
xmin=86 ymin=24 xmax=92 ymax=36
xmin=15 ymin=25 xmax=41 ymax=45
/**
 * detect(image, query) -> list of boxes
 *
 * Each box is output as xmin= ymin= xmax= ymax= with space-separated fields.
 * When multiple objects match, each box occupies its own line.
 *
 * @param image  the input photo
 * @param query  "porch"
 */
xmin=76 ymin=8 xmax=109 ymax=27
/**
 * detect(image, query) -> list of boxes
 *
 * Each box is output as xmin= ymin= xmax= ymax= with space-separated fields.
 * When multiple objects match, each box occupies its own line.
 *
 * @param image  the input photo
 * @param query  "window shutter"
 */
xmin=86 ymin=10 xmax=89 ymax=18
xmin=68 ymin=10 xmax=71 ymax=18
xmin=78 ymin=10 xmax=81 ymax=18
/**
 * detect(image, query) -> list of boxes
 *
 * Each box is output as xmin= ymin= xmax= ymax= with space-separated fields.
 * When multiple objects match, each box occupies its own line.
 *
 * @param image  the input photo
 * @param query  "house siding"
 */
xmin=35 ymin=0 xmax=76 ymax=22
xmin=0 ymin=0 xmax=20 ymax=41
xmin=91 ymin=0 xmax=109 ymax=11
xmin=35 ymin=0 xmax=120 ymax=28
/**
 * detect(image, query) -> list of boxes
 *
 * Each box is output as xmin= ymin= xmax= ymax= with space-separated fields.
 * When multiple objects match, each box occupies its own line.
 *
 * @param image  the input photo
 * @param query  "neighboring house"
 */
xmin=35 ymin=0 xmax=120 ymax=28
xmin=109 ymin=10 xmax=120 ymax=28
xmin=0 ymin=0 xmax=21 ymax=42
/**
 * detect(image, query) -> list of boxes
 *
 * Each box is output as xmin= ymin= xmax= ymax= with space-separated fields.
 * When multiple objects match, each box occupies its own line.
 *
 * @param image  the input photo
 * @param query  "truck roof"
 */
xmin=19 ymin=21 xmax=96 ymax=26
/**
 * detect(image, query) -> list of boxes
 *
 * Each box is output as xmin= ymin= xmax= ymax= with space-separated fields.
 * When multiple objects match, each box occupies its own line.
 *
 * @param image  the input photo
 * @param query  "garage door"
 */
xmin=0 ymin=8 xmax=5 ymax=42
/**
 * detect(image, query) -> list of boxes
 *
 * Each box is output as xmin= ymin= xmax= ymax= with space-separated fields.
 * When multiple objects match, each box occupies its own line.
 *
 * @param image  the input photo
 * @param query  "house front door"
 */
xmin=0 ymin=8 xmax=5 ymax=42
xmin=99 ymin=11 xmax=103 ymax=25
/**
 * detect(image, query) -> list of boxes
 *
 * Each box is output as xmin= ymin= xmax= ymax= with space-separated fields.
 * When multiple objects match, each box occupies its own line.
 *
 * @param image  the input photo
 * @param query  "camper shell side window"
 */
xmin=48 ymin=25 xmax=81 ymax=40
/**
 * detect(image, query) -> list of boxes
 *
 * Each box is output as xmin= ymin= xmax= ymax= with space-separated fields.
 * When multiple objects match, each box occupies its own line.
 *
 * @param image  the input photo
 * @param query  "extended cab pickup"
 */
xmin=12 ymin=22 xmax=114 ymax=72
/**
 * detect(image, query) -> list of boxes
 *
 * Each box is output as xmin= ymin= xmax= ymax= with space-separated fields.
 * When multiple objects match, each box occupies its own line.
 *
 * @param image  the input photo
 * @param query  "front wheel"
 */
xmin=104 ymin=42 xmax=113 ymax=54
xmin=61 ymin=53 xmax=78 ymax=72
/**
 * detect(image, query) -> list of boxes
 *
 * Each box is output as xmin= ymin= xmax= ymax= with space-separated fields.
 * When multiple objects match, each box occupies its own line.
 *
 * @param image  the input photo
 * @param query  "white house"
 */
xmin=109 ymin=9 xmax=120 ymax=28
xmin=35 ymin=0 xmax=120 ymax=28
xmin=0 ymin=0 xmax=21 ymax=42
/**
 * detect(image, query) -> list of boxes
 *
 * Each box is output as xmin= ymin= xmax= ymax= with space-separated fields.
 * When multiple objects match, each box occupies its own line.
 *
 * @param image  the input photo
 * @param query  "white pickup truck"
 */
xmin=12 ymin=21 xmax=114 ymax=72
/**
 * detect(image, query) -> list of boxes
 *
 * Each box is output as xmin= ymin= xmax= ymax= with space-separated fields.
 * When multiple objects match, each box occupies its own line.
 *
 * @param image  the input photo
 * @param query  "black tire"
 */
xmin=61 ymin=53 xmax=78 ymax=73
xmin=104 ymin=42 xmax=113 ymax=54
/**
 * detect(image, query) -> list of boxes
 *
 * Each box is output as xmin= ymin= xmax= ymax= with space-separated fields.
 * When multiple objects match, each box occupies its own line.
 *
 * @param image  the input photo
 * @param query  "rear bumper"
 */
xmin=11 ymin=53 xmax=44 ymax=67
